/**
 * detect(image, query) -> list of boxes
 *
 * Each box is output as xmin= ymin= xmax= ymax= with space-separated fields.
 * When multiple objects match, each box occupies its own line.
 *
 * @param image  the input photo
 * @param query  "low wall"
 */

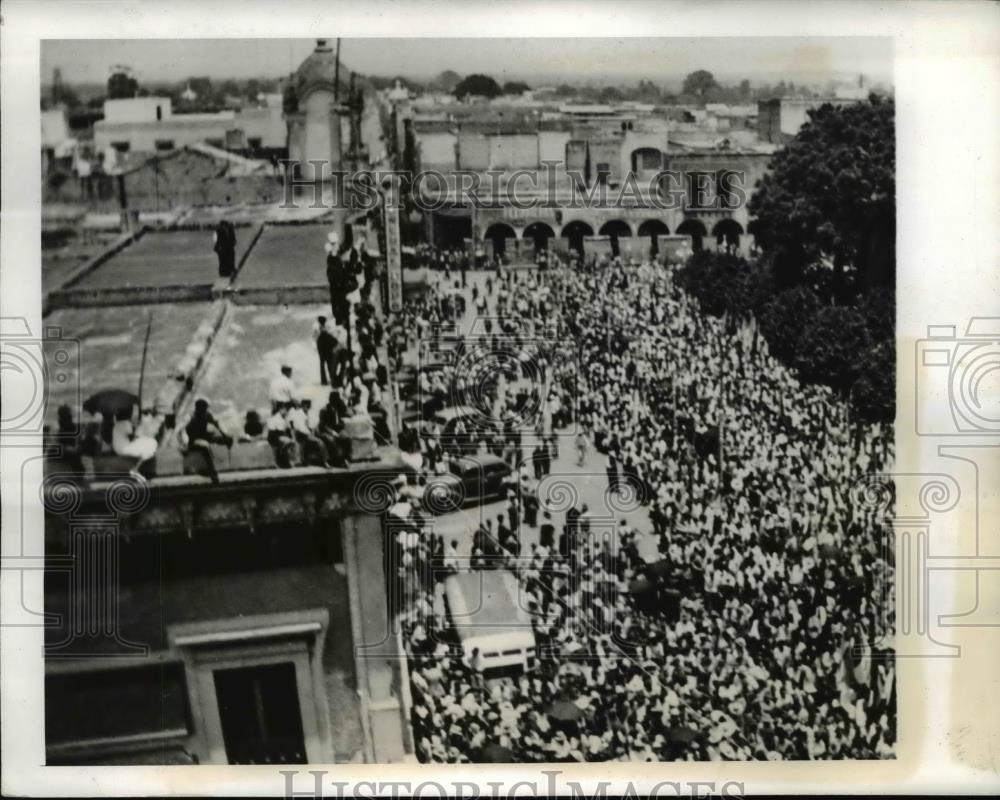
xmin=47 ymin=283 xmax=216 ymax=309
xmin=226 ymin=284 xmax=330 ymax=306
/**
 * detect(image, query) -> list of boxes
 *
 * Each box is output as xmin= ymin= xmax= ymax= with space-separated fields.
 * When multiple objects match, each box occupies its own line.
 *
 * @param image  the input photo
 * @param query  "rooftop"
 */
xmin=41 ymin=219 xmax=394 ymax=483
xmin=63 ymin=229 xmax=251 ymax=293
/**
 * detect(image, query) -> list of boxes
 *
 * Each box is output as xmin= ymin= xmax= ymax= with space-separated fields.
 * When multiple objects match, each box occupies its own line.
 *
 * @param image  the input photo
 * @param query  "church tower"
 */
xmin=285 ymin=39 xmax=345 ymax=183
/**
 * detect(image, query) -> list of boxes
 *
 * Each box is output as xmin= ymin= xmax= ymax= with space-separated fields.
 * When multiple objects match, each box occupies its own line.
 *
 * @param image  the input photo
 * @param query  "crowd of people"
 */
xmin=391 ymin=247 xmax=896 ymax=762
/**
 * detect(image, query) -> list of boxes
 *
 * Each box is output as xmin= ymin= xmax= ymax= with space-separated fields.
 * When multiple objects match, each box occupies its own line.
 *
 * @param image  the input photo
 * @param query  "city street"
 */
xmin=410 ymin=268 xmax=658 ymax=561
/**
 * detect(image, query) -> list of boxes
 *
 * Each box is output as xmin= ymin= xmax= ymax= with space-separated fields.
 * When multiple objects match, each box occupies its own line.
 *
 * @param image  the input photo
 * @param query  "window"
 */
xmin=45 ymin=663 xmax=191 ymax=763
xmin=248 ymin=137 xmax=262 ymax=149
xmin=111 ymin=141 xmax=130 ymax=153
xmin=155 ymin=139 xmax=175 ymax=152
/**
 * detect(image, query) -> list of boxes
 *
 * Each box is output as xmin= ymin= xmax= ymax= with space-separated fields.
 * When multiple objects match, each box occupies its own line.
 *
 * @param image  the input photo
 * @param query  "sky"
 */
xmin=41 ymin=37 xmax=892 ymax=87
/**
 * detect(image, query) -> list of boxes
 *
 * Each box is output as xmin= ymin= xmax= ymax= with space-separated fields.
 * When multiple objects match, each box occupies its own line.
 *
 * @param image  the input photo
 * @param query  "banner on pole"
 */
xmin=385 ymin=189 xmax=403 ymax=313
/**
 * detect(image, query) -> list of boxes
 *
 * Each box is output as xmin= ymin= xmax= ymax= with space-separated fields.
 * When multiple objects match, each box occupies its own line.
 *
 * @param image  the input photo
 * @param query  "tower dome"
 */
xmin=293 ymin=38 xmax=340 ymax=102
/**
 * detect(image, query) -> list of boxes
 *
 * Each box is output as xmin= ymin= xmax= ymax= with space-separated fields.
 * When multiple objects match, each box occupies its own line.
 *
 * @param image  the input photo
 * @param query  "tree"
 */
xmin=434 ymin=70 xmax=461 ymax=92
xmin=677 ymin=251 xmax=770 ymax=321
xmin=188 ymin=76 xmax=213 ymax=97
xmin=682 ymin=69 xmax=718 ymax=99
xmin=748 ymin=95 xmax=896 ymax=301
xmin=794 ymin=305 xmax=870 ymax=393
xmin=599 ymin=86 xmax=624 ymax=103
xmin=859 ymin=286 xmax=895 ymax=343
xmin=636 ymin=79 xmax=662 ymax=102
xmin=107 ymin=70 xmax=138 ymax=99
xmin=454 ymin=74 xmax=502 ymax=100
xmin=851 ymin=340 xmax=895 ymax=425
xmin=759 ymin=285 xmax=821 ymax=362
xmin=502 ymin=80 xmax=530 ymax=95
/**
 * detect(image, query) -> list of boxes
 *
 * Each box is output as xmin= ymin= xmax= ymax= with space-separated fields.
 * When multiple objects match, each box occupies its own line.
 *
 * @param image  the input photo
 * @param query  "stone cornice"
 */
xmin=43 ymin=456 xmax=414 ymax=538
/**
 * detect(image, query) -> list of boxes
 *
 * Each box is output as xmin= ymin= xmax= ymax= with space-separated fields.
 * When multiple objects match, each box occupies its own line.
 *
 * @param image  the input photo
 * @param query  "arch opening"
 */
xmin=637 ymin=218 xmax=670 ymax=259
xmin=483 ymin=222 xmax=517 ymax=258
xmin=560 ymin=220 xmax=594 ymax=256
xmin=676 ymin=218 xmax=708 ymax=253
xmin=712 ymin=218 xmax=744 ymax=253
xmin=598 ymin=219 xmax=632 ymax=258
xmin=522 ymin=221 xmax=556 ymax=252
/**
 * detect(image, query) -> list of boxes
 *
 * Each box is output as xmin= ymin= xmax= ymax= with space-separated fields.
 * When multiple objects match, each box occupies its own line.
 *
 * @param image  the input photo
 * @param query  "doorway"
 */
xmin=214 ymin=662 xmax=307 ymax=765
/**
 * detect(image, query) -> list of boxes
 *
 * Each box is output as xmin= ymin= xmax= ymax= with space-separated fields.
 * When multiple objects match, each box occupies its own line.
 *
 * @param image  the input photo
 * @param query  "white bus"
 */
xmin=444 ymin=570 xmax=536 ymax=679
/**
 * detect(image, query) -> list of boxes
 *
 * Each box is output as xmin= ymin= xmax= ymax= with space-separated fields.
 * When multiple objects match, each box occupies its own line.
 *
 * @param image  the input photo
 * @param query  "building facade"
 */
xmin=93 ymin=97 xmax=286 ymax=155
xmin=399 ymin=99 xmax=775 ymax=258
xmin=44 ymin=465 xmax=412 ymax=765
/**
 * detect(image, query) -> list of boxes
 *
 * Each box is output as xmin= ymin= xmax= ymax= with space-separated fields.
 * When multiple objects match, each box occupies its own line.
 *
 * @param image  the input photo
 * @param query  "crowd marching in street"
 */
xmin=387 ymin=248 xmax=895 ymax=762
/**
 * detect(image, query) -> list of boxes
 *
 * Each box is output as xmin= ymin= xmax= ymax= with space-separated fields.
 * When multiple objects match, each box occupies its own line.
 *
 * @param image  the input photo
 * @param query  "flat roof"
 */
xmin=233 ymin=224 xmax=330 ymax=289
xmin=71 ymin=229 xmax=254 ymax=291
xmin=43 ymin=302 xmax=213 ymax=425
xmin=192 ymin=302 xmax=335 ymax=428
xmin=445 ymin=570 xmax=533 ymax=641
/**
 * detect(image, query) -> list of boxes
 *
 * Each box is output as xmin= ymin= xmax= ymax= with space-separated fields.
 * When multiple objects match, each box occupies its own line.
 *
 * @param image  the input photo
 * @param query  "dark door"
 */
xmin=213 ymin=662 xmax=307 ymax=764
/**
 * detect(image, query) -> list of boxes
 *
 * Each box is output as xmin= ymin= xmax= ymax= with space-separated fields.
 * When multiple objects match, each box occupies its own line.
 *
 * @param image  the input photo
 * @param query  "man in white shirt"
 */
xmin=269 ymin=364 xmax=296 ymax=412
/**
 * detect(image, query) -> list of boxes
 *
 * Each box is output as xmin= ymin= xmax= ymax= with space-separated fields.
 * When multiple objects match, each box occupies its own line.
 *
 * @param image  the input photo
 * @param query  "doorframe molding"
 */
xmin=168 ymin=609 xmax=333 ymax=765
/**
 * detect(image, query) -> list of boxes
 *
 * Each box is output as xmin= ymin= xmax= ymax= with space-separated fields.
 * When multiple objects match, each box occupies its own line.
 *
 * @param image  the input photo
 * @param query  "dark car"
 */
xmin=423 ymin=454 xmax=512 ymax=514
xmin=422 ymin=406 xmax=502 ymax=454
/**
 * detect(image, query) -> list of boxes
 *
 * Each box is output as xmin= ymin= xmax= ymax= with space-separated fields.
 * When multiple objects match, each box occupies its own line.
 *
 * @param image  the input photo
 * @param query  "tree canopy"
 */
xmin=107 ymin=70 xmax=138 ymax=100
xmin=682 ymin=70 xmax=719 ymax=98
xmin=748 ymin=95 xmax=895 ymax=298
xmin=794 ymin=306 xmax=871 ymax=393
xmin=502 ymin=80 xmax=530 ymax=95
xmin=454 ymin=74 xmax=502 ymax=99
xmin=434 ymin=70 xmax=461 ymax=92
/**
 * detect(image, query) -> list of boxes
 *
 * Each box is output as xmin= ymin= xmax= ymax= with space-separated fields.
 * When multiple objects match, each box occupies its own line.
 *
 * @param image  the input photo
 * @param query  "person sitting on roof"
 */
xmin=288 ymin=399 xmax=329 ymax=467
xmin=182 ymin=399 xmax=232 ymax=483
xmin=266 ymin=405 xmax=297 ymax=468
xmin=111 ymin=406 xmax=158 ymax=463
xmin=240 ymin=409 xmax=266 ymax=442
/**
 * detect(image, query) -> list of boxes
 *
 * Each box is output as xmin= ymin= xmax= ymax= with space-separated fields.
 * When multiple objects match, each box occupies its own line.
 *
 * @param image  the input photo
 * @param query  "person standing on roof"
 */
xmin=214 ymin=219 xmax=237 ymax=278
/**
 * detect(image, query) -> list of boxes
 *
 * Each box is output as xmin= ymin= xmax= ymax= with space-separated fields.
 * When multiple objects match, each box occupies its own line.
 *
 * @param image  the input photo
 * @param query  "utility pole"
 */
xmin=334 ymin=38 xmax=341 ymax=102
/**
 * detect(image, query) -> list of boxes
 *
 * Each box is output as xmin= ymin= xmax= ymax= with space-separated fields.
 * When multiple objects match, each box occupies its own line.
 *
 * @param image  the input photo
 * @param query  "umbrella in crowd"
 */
xmin=547 ymin=699 xmax=586 ymax=725
xmin=664 ymin=726 xmax=700 ymax=744
xmin=82 ymin=389 xmax=138 ymax=419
